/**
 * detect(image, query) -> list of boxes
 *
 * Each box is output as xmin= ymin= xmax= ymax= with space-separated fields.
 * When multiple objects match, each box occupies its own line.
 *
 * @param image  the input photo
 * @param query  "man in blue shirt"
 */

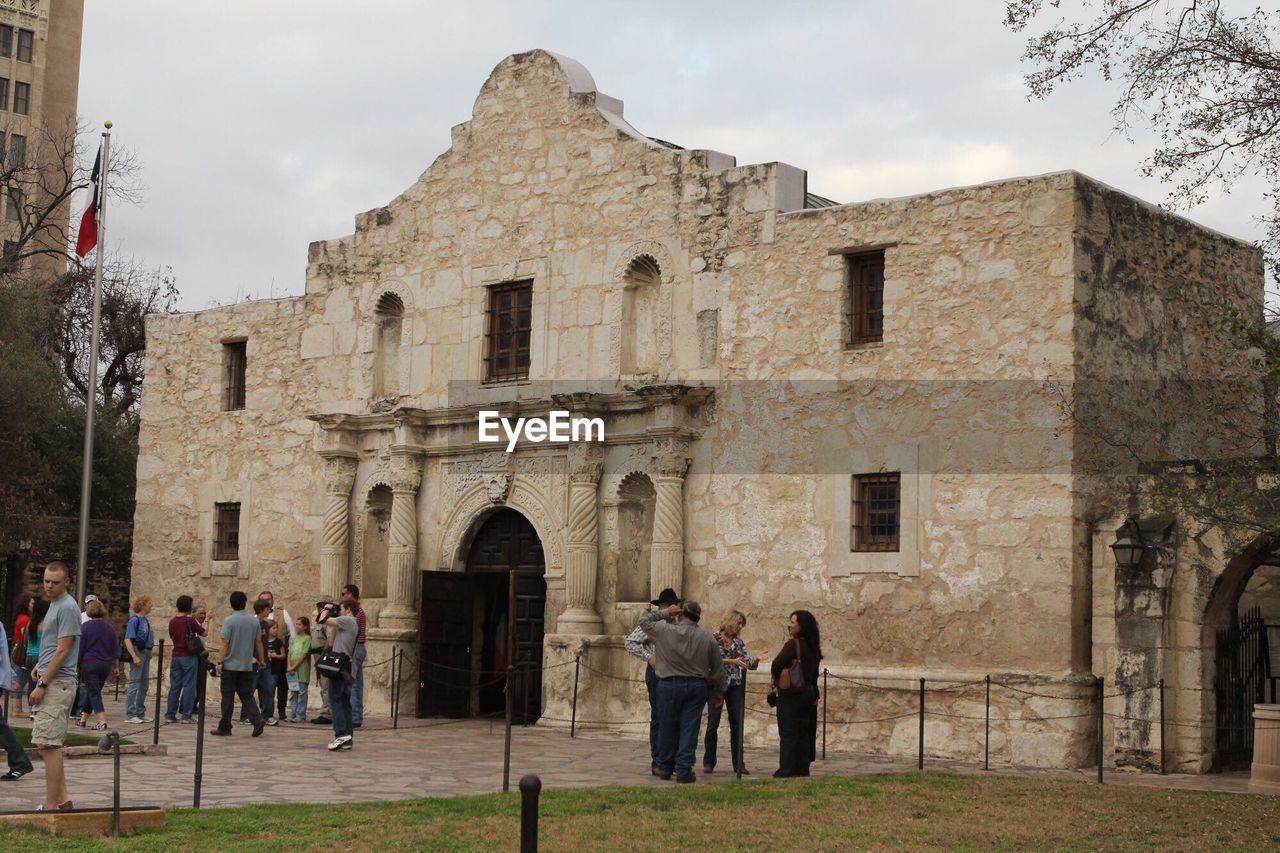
xmin=0 ymin=618 xmax=34 ymax=781
xmin=212 ymin=590 xmax=266 ymax=737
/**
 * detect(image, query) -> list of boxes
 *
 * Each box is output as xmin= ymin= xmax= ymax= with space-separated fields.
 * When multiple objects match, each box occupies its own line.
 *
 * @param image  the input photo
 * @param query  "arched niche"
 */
xmin=373 ymin=291 xmax=405 ymax=398
xmin=616 ymin=471 xmax=656 ymax=603
xmin=361 ymin=484 xmax=393 ymax=598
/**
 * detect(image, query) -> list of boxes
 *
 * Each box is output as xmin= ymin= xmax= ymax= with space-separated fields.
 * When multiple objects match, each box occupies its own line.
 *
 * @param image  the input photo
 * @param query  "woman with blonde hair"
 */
xmin=124 ymin=595 xmax=155 ymax=724
xmin=702 ymin=609 xmax=756 ymax=775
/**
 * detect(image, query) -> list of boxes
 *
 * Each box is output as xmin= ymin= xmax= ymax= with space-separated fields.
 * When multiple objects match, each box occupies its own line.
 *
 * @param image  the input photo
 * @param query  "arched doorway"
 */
xmin=1204 ymin=532 xmax=1280 ymax=769
xmin=418 ymin=508 xmax=546 ymax=722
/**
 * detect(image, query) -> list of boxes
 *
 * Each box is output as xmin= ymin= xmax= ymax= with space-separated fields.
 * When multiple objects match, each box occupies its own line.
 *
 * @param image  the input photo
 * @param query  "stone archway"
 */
xmin=418 ymin=507 xmax=546 ymax=722
xmin=1202 ymin=531 xmax=1280 ymax=769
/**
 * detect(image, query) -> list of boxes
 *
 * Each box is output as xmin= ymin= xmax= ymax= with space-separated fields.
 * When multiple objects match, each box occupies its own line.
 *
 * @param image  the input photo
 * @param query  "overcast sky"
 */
xmin=78 ymin=1 xmax=1275 ymax=311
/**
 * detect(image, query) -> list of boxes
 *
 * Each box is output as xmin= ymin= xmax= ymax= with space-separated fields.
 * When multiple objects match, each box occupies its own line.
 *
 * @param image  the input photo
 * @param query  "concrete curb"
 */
xmin=30 ymin=743 xmax=168 ymax=761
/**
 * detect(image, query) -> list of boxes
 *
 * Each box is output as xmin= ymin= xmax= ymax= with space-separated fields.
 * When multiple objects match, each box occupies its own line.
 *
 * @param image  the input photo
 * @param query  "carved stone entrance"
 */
xmin=418 ymin=508 xmax=546 ymax=721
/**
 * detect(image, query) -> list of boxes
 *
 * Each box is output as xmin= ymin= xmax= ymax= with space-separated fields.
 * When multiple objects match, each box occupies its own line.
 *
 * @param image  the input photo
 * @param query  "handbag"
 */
xmin=316 ymin=650 xmax=351 ymax=678
xmin=185 ymin=617 xmax=206 ymax=656
xmin=777 ymin=638 xmax=807 ymax=695
xmin=10 ymin=638 xmax=26 ymax=668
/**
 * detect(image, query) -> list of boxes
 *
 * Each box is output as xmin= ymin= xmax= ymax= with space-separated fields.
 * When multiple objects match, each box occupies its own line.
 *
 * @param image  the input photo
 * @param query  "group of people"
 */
xmin=0 ymin=562 xmax=372 ymax=811
xmin=208 ymin=584 xmax=367 ymax=753
xmin=625 ymin=587 xmax=822 ymax=782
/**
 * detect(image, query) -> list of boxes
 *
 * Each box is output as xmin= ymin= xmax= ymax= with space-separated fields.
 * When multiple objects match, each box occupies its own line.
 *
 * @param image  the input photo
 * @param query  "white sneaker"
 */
xmin=264 ymin=717 xmax=279 ymax=726
xmin=327 ymin=735 xmax=352 ymax=751
xmin=124 ymin=716 xmax=143 ymax=724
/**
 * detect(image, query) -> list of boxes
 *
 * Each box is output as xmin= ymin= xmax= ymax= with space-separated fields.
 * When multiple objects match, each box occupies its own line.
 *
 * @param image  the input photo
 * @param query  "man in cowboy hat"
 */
xmin=624 ymin=587 xmax=680 ymax=776
xmin=638 ymin=594 xmax=726 ymax=783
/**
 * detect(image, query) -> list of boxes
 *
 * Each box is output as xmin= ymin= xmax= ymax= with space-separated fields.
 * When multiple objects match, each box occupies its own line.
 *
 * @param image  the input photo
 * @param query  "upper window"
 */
xmin=845 ymin=251 xmax=886 ymax=346
xmin=852 ymin=472 xmax=900 ymax=552
xmin=13 ymin=81 xmax=29 ymax=116
xmin=16 ymin=29 xmax=32 ymax=63
xmin=6 ymin=188 xmax=21 ymax=221
xmin=222 ymin=340 xmax=247 ymax=411
xmin=485 ymin=280 xmax=532 ymax=382
xmin=213 ymin=502 xmax=241 ymax=561
xmin=0 ymin=26 xmax=12 ymax=58
xmin=8 ymin=133 xmax=23 ymax=168
xmin=0 ymin=78 xmax=8 ymax=112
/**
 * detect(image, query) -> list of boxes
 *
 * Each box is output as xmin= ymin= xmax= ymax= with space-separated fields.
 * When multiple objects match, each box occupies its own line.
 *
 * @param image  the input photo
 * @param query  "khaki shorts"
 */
xmin=31 ymin=678 xmax=77 ymax=747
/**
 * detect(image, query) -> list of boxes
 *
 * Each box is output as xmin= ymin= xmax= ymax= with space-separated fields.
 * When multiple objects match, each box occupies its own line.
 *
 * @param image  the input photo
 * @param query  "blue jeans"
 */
xmin=78 ymin=660 xmax=112 ymax=715
xmin=351 ymin=643 xmax=366 ymax=724
xmin=166 ymin=656 xmax=199 ymax=720
xmin=644 ymin=665 xmax=659 ymax=765
xmin=288 ymin=683 xmax=309 ymax=721
xmin=775 ymin=689 xmax=814 ymax=777
xmin=255 ymin=666 xmax=276 ymax=719
xmin=656 ymin=677 xmax=709 ymax=778
xmin=329 ymin=675 xmax=353 ymax=739
xmin=126 ymin=649 xmax=152 ymax=719
xmin=703 ymin=681 xmax=745 ymax=771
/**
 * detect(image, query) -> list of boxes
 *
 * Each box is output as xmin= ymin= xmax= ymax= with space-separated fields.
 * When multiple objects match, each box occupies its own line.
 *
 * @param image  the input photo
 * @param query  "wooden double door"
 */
xmin=418 ymin=509 xmax=546 ymax=722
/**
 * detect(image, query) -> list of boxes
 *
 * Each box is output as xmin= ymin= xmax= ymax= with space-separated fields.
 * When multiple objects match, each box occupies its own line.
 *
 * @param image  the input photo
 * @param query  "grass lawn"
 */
xmin=0 ymin=773 xmax=1277 ymax=850
xmin=7 ymin=726 xmax=130 ymax=749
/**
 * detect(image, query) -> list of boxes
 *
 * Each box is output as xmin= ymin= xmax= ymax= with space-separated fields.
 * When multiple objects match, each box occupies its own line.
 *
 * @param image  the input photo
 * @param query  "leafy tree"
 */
xmin=1005 ymin=1 xmax=1280 ymax=277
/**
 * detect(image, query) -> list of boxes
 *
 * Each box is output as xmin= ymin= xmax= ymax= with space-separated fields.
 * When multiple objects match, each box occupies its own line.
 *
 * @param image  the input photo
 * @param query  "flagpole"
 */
xmin=75 ymin=121 xmax=110 ymax=606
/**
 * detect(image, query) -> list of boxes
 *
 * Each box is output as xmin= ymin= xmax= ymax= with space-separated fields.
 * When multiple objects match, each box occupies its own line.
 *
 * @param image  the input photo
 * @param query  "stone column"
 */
xmin=381 ymin=451 xmax=423 ymax=630
xmin=319 ymin=452 xmax=358 ymax=599
xmin=650 ymin=438 xmax=690 ymax=598
xmin=560 ymin=444 xmax=604 ymax=633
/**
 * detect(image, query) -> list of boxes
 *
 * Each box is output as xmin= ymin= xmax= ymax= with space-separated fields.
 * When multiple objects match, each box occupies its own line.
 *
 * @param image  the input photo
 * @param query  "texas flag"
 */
xmin=75 ymin=141 xmax=102 ymax=257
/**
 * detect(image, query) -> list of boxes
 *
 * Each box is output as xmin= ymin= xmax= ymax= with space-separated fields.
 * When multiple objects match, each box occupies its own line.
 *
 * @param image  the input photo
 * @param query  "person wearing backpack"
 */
xmin=123 ymin=596 xmax=156 ymax=724
xmin=164 ymin=595 xmax=206 ymax=724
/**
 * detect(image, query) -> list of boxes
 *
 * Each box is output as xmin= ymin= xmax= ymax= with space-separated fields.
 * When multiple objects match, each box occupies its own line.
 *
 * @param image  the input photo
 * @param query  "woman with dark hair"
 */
xmin=23 ymin=599 xmax=49 ymax=720
xmin=770 ymin=609 xmax=821 ymax=778
xmin=9 ymin=597 xmax=35 ymax=717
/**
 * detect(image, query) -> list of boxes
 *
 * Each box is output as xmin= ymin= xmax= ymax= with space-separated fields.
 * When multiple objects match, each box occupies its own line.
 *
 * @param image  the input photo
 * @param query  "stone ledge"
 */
xmin=0 ymin=806 xmax=165 ymax=836
xmin=30 ymin=743 xmax=167 ymax=761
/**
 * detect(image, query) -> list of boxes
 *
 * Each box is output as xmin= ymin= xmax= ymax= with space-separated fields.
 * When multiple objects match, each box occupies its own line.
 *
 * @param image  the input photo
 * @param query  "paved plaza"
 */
xmin=0 ymin=689 xmax=1253 ymax=812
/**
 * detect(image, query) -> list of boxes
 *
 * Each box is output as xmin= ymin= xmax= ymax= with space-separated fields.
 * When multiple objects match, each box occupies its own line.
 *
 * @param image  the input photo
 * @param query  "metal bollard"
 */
xmin=392 ymin=648 xmax=401 ymax=731
xmin=153 ymin=639 xmax=165 ymax=745
xmin=97 ymin=731 xmax=122 ymax=837
xmin=519 ymin=773 xmax=541 ymax=853
xmin=736 ymin=668 xmax=747 ymax=781
xmin=821 ymin=668 xmax=828 ymax=761
xmin=503 ymin=663 xmax=515 ymax=792
xmin=1096 ymin=677 xmax=1104 ymax=784
xmin=570 ymin=654 xmax=580 ymax=739
xmin=984 ymin=675 xmax=991 ymax=771
xmin=193 ymin=657 xmax=208 ymax=808
xmin=1159 ymin=678 xmax=1166 ymax=775
xmin=917 ymin=678 xmax=925 ymax=770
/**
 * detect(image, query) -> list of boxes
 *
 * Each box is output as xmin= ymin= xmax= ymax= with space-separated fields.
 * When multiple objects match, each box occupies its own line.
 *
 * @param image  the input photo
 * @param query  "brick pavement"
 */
xmin=0 ymin=689 xmax=1253 ymax=812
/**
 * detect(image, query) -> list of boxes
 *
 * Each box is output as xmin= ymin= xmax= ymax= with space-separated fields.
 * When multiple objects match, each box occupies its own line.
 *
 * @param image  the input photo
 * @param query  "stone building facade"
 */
xmin=132 ymin=51 xmax=1266 ymax=771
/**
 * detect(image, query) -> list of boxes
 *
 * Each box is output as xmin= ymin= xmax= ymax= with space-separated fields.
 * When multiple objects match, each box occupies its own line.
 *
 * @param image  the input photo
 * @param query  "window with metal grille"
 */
xmin=16 ymin=29 xmax=32 ymax=63
xmin=222 ymin=340 xmax=246 ymax=411
xmin=485 ymin=280 xmax=532 ymax=382
xmin=213 ymin=502 xmax=241 ymax=561
xmin=13 ymin=81 xmax=29 ymax=115
xmin=846 ymin=251 xmax=886 ymax=345
xmin=852 ymin=473 xmax=900 ymax=552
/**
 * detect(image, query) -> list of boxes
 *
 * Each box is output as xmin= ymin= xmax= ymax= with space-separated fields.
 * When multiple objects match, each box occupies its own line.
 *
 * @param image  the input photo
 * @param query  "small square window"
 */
xmin=845 ymin=251 xmax=886 ymax=346
xmin=16 ymin=29 xmax=33 ymax=63
xmin=852 ymin=473 xmax=900 ymax=552
xmin=13 ymin=81 xmax=29 ymax=116
xmin=213 ymin=502 xmax=241 ymax=561
xmin=222 ymin=340 xmax=246 ymax=411
xmin=485 ymin=280 xmax=532 ymax=382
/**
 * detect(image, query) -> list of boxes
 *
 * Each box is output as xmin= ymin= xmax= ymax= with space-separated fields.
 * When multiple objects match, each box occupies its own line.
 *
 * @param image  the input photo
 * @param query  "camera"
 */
xmin=317 ymin=603 xmax=340 ymax=622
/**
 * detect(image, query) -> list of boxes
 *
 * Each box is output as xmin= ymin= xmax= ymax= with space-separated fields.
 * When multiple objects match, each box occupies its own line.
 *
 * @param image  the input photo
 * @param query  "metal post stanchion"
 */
xmin=114 ymin=667 xmax=120 ymax=701
xmin=193 ymin=657 xmax=208 ymax=808
xmin=736 ymin=668 xmax=746 ymax=781
xmin=1159 ymin=678 xmax=1166 ymax=775
xmin=821 ymin=667 xmax=828 ymax=761
xmin=503 ymin=663 xmax=515 ymax=792
xmin=98 ymin=731 xmax=121 ymax=837
xmin=570 ymin=654 xmax=580 ymax=739
xmin=522 ymin=661 xmax=532 ymax=727
xmin=1096 ymin=677 xmax=1105 ymax=784
xmin=918 ymin=677 xmax=925 ymax=770
xmin=153 ymin=639 xmax=165 ymax=745
xmin=519 ymin=773 xmax=541 ymax=853
xmin=984 ymin=675 xmax=991 ymax=771
xmin=392 ymin=648 xmax=401 ymax=730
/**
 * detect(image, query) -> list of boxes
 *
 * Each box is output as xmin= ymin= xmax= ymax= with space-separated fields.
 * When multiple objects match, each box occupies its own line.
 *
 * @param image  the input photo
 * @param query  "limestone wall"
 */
xmin=131 ymin=49 xmax=1266 ymax=770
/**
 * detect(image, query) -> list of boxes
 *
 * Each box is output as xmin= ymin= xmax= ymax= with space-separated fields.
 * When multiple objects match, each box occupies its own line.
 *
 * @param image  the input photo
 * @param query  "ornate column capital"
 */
xmin=569 ymin=443 xmax=604 ymax=485
xmin=650 ymin=437 xmax=691 ymax=479
xmin=389 ymin=450 xmax=423 ymax=493
xmin=323 ymin=454 xmax=358 ymax=494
